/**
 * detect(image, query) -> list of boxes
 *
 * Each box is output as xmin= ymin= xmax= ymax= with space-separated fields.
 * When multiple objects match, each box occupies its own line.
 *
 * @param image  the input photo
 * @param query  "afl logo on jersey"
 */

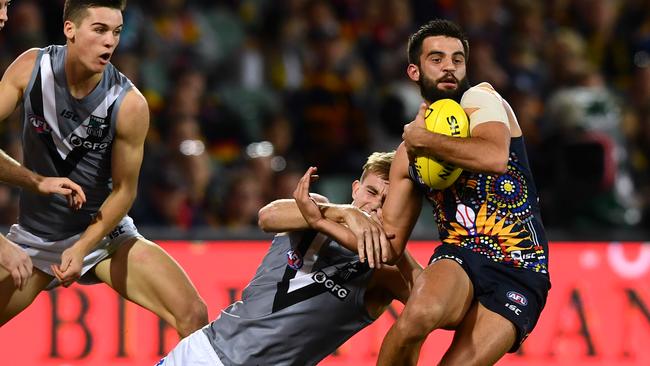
xmin=506 ymin=291 xmax=528 ymax=306
xmin=29 ymin=114 xmax=51 ymax=134
xmin=286 ymin=249 xmax=303 ymax=270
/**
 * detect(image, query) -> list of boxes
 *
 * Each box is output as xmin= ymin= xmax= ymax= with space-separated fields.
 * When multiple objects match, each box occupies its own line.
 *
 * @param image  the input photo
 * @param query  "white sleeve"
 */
xmin=460 ymin=83 xmax=510 ymax=133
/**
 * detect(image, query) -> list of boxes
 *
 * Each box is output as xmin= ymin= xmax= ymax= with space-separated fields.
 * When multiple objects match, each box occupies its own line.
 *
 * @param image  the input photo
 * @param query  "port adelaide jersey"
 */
xmin=204 ymin=230 xmax=375 ymax=366
xmin=19 ymin=45 xmax=133 ymax=240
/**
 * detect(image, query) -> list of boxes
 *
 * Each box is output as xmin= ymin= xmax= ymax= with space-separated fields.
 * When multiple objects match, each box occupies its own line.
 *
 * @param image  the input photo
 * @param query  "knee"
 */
xmin=395 ymin=302 xmax=447 ymax=340
xmin=176 ymin=297 xmax=209 ymax=337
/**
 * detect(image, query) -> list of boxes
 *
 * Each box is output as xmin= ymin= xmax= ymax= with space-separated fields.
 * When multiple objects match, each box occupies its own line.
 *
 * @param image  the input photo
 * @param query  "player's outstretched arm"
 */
xmin=52 ymin=89 xmax=149 ymax=286
xmin=259 ymin=167 xmax=390 ymax=268
xmin=258 ymin=168 xmax=368 ymax=258
xmin=259 ymin=198 xmax=361 ymax=253
xmin=292 ymin=167 xmax=359 ymax=248
xmin=293 ymin=167 xmax=392 ymax=269
xmin=380 ymin=143 xmax=422 ymax=265
xmin=258 ymin=193 xmax=330 ymax=233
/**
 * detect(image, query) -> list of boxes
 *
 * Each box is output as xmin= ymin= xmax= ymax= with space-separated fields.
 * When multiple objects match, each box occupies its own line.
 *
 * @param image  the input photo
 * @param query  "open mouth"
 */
xmin=99 ymin=53 xmax=111 ymax=62
xmin=437 ymin=76 xmax=458 ymax=89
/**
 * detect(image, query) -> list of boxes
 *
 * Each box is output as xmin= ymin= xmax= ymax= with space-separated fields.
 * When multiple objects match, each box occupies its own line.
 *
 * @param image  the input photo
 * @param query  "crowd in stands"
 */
xmin=1 ymin=0 xmax=649 ymax=233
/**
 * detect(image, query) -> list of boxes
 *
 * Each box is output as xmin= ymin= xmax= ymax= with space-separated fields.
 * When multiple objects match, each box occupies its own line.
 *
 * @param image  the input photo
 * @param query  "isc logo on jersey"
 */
xmin=313 ymin=271 xmax=349 ymax=300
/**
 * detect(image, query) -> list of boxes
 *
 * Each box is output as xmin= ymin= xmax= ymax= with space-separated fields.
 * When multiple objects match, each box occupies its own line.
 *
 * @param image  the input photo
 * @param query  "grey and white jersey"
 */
xmin=204 ymin=230 xmax=375 ymax=366
xmin=19 ymin=45 xmax=133 ymax=240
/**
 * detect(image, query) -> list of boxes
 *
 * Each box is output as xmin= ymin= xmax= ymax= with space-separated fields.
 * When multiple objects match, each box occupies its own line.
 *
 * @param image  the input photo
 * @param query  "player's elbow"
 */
xmin=487 ymin=159 xmax=508 ymax=175
xmin=479 ymin=153 xmax=508 ymax=175
xmin=257 ymin=203 xmax=280 ymax=232
xmin=257 ymin=207 xmax=272 ymax=232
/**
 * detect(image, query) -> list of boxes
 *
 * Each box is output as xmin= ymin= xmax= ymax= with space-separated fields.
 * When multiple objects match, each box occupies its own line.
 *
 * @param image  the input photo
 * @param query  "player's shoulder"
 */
xmin=461 ymin=82 xmax=503 ymax=102
xmin=15 ymin=48 xmax=41 ymax=62
xmin=460 ymin=82 xmax=507 ymax=111
xmin=3 ymin=48 xmax=40 ymax=82
xmin=121 ymin=86 xmax=148 ymax=114
xmin=115 ymin=86 xmax=150 ymax=137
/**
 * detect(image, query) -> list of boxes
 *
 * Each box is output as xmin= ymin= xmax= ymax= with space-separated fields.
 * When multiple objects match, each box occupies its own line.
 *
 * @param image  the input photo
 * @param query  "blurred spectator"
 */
xmin=571 ymin=0 xmax=631 ymax=90
xmin=132 ymin=114 xmax=212 ymax=230
xmin=269 ymin=166 xmax=303 ymax=201
xmin=3 ymin=0 xmax=46 ymax=53
xmin=209 ymin=168 xmax=264 ymax=230
xmin=135 ymin=165 xmax=206 ymax=230
xmin=290 ymin=2 xmax=371 ymax=175
xmin=544 ymin=68 xmax=640 ymax=228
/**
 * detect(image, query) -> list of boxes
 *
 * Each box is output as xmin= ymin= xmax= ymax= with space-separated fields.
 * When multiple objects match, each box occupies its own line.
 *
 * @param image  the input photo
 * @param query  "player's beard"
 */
xmin=418 ymin=72 xmax=470 ymax=104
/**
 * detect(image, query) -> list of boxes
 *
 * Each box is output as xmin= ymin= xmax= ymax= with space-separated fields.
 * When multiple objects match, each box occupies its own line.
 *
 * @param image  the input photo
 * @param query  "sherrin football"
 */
xmin=414 ymin=99 xmax=470 ymax=190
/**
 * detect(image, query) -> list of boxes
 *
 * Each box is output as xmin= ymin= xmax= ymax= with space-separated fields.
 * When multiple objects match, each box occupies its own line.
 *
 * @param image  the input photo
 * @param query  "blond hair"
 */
xmin=361 ymin=151 xmax=395 ymax=181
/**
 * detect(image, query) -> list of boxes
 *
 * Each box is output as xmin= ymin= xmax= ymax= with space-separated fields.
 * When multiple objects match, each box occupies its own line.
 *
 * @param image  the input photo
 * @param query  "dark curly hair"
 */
xmin=407 ymin=19 xmax=469 ymax=66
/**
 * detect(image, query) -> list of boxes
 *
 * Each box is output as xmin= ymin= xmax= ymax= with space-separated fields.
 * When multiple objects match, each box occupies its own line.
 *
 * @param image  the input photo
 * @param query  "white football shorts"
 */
xmin=156 ymin=327 xmax=224 ymax=366
xmin=6 ymin=216 xmax=142 ymax=286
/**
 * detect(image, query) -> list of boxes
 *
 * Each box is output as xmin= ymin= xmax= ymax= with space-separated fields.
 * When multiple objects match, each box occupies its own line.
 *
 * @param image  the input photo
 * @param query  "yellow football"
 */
xmin=414 ymin=99 xmax=470 ymax=190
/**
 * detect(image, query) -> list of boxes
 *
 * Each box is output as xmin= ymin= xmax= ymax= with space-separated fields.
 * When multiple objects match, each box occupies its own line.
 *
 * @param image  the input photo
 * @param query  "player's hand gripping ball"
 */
xmin=414 ymin=99 xmax=470 ymax=190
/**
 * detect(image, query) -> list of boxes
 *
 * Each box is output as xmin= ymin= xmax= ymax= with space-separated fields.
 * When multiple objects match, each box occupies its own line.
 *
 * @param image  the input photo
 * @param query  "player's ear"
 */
xmin=407 ymin=64 xmax=420 ymax=82
xmin=63 ymin=20 xmax=76 ymax=41
xmin=351 ymin=180 xmax=360 ymax=199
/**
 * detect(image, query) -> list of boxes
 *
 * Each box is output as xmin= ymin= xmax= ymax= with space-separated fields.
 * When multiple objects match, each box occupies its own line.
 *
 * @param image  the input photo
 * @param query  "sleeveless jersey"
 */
xmin=19 ymin=45 xmax=133 ymax=240
xmin=409 ymin=136 xmax=549 ymax=274
xmin=203 ymin=230 xmax=375 ymax=366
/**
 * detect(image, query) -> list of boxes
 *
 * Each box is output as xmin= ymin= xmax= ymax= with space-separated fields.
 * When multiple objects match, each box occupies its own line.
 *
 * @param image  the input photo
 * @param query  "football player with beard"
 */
xmin=376 ymin=19 xmax=551 ymax=365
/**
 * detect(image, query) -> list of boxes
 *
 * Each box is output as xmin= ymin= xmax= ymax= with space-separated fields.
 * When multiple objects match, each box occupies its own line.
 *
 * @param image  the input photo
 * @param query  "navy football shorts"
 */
xmin=429 ymin=243 xmax=551 ymax=352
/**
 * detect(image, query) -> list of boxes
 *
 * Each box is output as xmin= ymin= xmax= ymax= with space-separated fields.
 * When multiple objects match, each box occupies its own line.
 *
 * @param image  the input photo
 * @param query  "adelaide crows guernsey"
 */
xmin=203 ymin=231 xmax=375 ymax=366
xmin=409 ymin=84 xmax=549 ymax=275
xmin=19 ymin=45 xmax=133 ymax=240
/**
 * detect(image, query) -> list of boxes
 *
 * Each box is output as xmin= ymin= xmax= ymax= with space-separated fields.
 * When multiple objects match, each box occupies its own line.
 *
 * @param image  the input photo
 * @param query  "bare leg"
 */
xmin=439 ymin=302 xmax=516 ymax=366
xmin=0 ymin=267 xmax=53 ymax=326
xmin=93 ymin=237 xmax=208 ymax=337
xmin=377 ymin=259 xmax=474 ymax=366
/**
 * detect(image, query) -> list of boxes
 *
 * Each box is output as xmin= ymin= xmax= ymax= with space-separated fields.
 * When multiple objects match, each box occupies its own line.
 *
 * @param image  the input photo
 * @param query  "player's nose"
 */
xmin=368 ymin=199 xmax=382 ymax=212
xmin=441 ymin=58 xmax=456 ymax=72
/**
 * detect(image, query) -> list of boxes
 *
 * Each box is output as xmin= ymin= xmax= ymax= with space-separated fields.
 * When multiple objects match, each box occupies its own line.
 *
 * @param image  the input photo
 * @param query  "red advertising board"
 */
xmin=2 ymin=241 xmax=650 ymax=365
